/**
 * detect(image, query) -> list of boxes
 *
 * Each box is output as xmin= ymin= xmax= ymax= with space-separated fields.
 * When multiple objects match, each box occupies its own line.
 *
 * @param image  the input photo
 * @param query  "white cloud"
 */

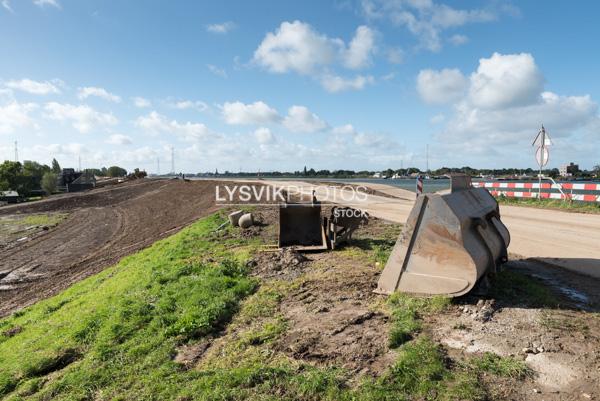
xmin=342 ymin=25 xmax=376 ymax=69
xmin=253 ymin=20 xmax=340 ymax=74
xmin=221 ymin=101 xmax=280 ymax=125
xmin=106 ymin=134 xmax=133 ymax=145
xmin=206 ymin=21 xmax=235 ymax=34
xmin=417 ymin=68 xmax=467 ymax=104
xmin=44 ymin=102 xmax=118 ymax=133
xmin=422 ymin=52 xmax=600 ymax=166
xmin=167 ymin=99 xmax=208 ymax=112
xmin=254 ymin=127 xmax=275 ymax=144
xmin=449 ymin=34 xmax=468 ymax=45
xmin=430 ymin=114 xmax=445 ymax=124
xmin=135 ymin=111 xmax=214 ymax=142
xmin=332 ymin=124 xmax=357 ymax=135
xmin=132 ymin=96 xmax=151 ymax=108
xmin=387 ymin=47 xmax=404 ymax=64
xmin=283 ymin=105 xmax=328 ymax=133
xmin=78 ymin=86 xmax=121 ymax=103
xmin=0 ymin=101 xmax=38 ymax=134
xmin=362 ymin=0 xmax=498 ymax=52
xmin=2 ymin=0 xmax=12 ymax=12
xmin=207 ymin=64 xmax=227 ymax=78
xmin=320 ymin=74 xmax=374 ymax=93
xmin=6 ymin=78 xmax=61 ymax=95
xmin=33 ymin=0 xmax=60 ymax=7
xmin=469 ymin=52 xmax=544 ymax=109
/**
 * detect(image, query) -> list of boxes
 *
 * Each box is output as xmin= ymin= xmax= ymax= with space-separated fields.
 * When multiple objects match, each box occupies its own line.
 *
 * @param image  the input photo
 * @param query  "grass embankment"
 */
xmin=0 ymin=213 xmax=258 ymax=400
xmin=0 ymin=211 xmax=531 ymax=401
xmin=497 ymin=196 xmax=600 ymax=214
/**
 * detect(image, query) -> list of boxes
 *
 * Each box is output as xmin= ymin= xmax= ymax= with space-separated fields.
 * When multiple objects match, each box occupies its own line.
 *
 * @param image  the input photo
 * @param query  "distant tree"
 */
xmin=593 ymin=165 xmax=600 ymax=178
xmin=106 ymin=166 xmax=127 ymax=177
xmin=51 ymin=158 xmax=61 ymax=174
xmin=41 ymin=172 xmax=58 ymax=194
xmin=303 ymin=166 xmax=307 ymax=176
xmin=0 ymin=161 xmax=22 ymax=191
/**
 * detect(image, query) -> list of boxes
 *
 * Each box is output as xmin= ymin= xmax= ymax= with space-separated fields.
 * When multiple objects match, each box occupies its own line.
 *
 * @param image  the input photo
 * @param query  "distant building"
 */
xmin=57 ymin=169 xmax=96 ymax=192
xmin=372 ymin=172 xmax=382 ymax=178
xmin=559 ymin=162 xmax=579 ymax=177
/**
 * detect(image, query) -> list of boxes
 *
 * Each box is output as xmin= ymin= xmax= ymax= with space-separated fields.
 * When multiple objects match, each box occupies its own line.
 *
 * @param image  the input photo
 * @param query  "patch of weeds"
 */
xmin=468 ymin=352 xmax=531 ymax=380
xmin=489 ymin=269 xmax=559 ymax=307
xmin=497 ymin=196 xmax=600 ymax=214
xmin=387 ymin=293 xmax=450 ymax=348
xmin=371 ymin=337 xmax=485 ymax=401
xmin=539 ymin=310 xmax=591 ymax=333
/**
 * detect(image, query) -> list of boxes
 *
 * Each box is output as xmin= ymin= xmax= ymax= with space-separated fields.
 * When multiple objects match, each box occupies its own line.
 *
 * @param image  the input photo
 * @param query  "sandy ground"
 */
xmin=249 ymin=179 xmax=600 ymax=279
xmin=0 ymin=179 xmax=221 ymax=317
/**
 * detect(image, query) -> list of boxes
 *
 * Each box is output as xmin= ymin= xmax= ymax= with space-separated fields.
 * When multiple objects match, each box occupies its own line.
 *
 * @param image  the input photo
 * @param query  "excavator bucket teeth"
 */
xmin=376 ymin=175 xmax=510 ymax=297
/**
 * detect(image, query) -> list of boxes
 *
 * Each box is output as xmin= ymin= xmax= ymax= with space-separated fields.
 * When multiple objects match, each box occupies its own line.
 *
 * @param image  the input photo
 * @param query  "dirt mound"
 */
xmin=251 ymin=248 xmax=309 ymax=279
xmin=0 ymin=179 xmax=222 ymax=317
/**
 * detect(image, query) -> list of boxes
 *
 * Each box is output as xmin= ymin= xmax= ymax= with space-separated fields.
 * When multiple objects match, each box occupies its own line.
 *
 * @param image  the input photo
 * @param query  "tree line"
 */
xmin=0 ymin=158 xmax=131 ymax=197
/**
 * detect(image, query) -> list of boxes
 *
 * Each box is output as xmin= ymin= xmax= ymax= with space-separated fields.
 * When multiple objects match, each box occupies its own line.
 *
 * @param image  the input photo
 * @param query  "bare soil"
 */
xmin=0 ymin=178 xmax=222 ymax=317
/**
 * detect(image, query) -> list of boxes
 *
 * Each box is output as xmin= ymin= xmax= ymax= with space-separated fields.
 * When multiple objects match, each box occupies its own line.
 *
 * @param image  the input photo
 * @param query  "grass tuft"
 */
xmin=468 ymin=352 xmax=532 ymax=380
xmin=489 ymin=269 xmax=559 ymax=307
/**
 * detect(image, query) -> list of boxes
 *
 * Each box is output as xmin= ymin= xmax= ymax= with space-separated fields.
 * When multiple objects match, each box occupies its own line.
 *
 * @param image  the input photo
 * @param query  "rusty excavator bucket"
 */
xmin=278 ymin=196 xmax=329 ymax=251
xmin=376 ymin=175 xmax=510 ymax=297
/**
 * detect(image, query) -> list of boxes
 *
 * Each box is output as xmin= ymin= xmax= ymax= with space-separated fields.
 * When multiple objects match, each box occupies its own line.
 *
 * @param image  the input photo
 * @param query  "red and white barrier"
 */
xmin=472 ymin=182 xmax=600 ymax=202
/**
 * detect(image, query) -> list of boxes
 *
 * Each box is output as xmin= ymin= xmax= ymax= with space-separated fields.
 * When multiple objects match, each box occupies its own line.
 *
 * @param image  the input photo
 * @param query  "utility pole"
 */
xmin=78 ymin=155 xmax=82 ymax=172
xmin=426 ymin=144 xmax=429 ymax=173
xmin=14 ymin=141 xmax=18 ymax=162
xmin=171 ymin=146 xmax=175 ymax=174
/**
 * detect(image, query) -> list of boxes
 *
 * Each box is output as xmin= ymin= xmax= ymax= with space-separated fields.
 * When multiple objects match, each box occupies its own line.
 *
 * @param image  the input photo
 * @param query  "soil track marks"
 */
xmin=0 ymin=179 xmax=220 ymax=317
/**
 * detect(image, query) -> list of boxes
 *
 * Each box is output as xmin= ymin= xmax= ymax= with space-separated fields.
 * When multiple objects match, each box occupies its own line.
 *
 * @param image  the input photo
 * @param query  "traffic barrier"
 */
xmin=472 ymin=182 xmax=600 ymax=202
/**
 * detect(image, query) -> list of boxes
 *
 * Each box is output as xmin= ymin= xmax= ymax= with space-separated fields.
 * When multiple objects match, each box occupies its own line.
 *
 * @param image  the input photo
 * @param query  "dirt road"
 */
xmin=252 ymin=179 xmax=600 ymax=279
xmin=0 ymin=179 xmax=220 ymax=317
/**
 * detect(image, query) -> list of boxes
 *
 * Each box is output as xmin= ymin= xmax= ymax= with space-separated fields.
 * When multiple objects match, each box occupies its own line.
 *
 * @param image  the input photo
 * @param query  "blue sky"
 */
xmin=1 ymin=0 xmax=599 ymax=173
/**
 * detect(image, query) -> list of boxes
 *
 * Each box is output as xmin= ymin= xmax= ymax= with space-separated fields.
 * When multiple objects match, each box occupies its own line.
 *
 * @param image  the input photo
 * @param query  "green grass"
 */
xmin=387 ymin=293 xmax=450 ymax=348
xmin=0 ymin=211 xmax=532 ymax=401
xmin=488 ymin=269 xmax=559 ymax=307
xmin=497 ymin=196 xmax=600 ymax=214
xmin=0 ymin=212 xmax=258 ymax=400
xmin=0 ymin=213 xmax=66 ymax=228
xmin=468 ymin=353 xmax=531 ymax=380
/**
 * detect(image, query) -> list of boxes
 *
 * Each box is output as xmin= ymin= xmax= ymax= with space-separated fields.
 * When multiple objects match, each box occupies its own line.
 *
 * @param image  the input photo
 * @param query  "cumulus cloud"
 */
xmin=206 ymin=21 xmax=235 ymax=34
xmin=421 ymin=52 xmax=600 ymax=165
xmin=167 ymin=99 xmax=208 ymax=112
xmin=283 ymin=105 xmax=328 ymax=133
xmin=362 ymin=0 xmax=498 ymax=52
xmin=253 ymin=20 xmax=340 ymax=75
xmin=0 ymin=101 xmax=38 ymax=134
xmin=320 ymin=74 xmax=374 ymax=93
xmin=417 ymin=68 xmax=468 ymax=104
xmin=6 ymin=78 xmax=61 ymax=95
xmin=253 ymin=21 xmax=377 ymax=92
xmin=132 ymin=97 xmax=151 ymax=108
xmin=135 ymin=111 xmax=214 ymax=141
xmin=387 ymin=47 xmax=404 ymax=64
xmin=78 ymin=86 xmax=121 ymax=103
xmin=469 ymin=52 xmax=544 ymax=109
xmin=106 ymin=134 xmax=133 ymax=145
xmin=254 ymin=127 xmax=275 ymax=144
xmin=207 ymin=64 xmax=227 ymax=78
xmin=342 ymin=25 xmax=376 ymax=69
xmin=44 ymin=102 xmax=117 ymax=133
xmin=221 ymin=101 xmax=280 ymax=125
xmin=33 ymin=0 xmax=60 ymax=8
xmin=449 ymin=34 xmax=468 ymax=46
